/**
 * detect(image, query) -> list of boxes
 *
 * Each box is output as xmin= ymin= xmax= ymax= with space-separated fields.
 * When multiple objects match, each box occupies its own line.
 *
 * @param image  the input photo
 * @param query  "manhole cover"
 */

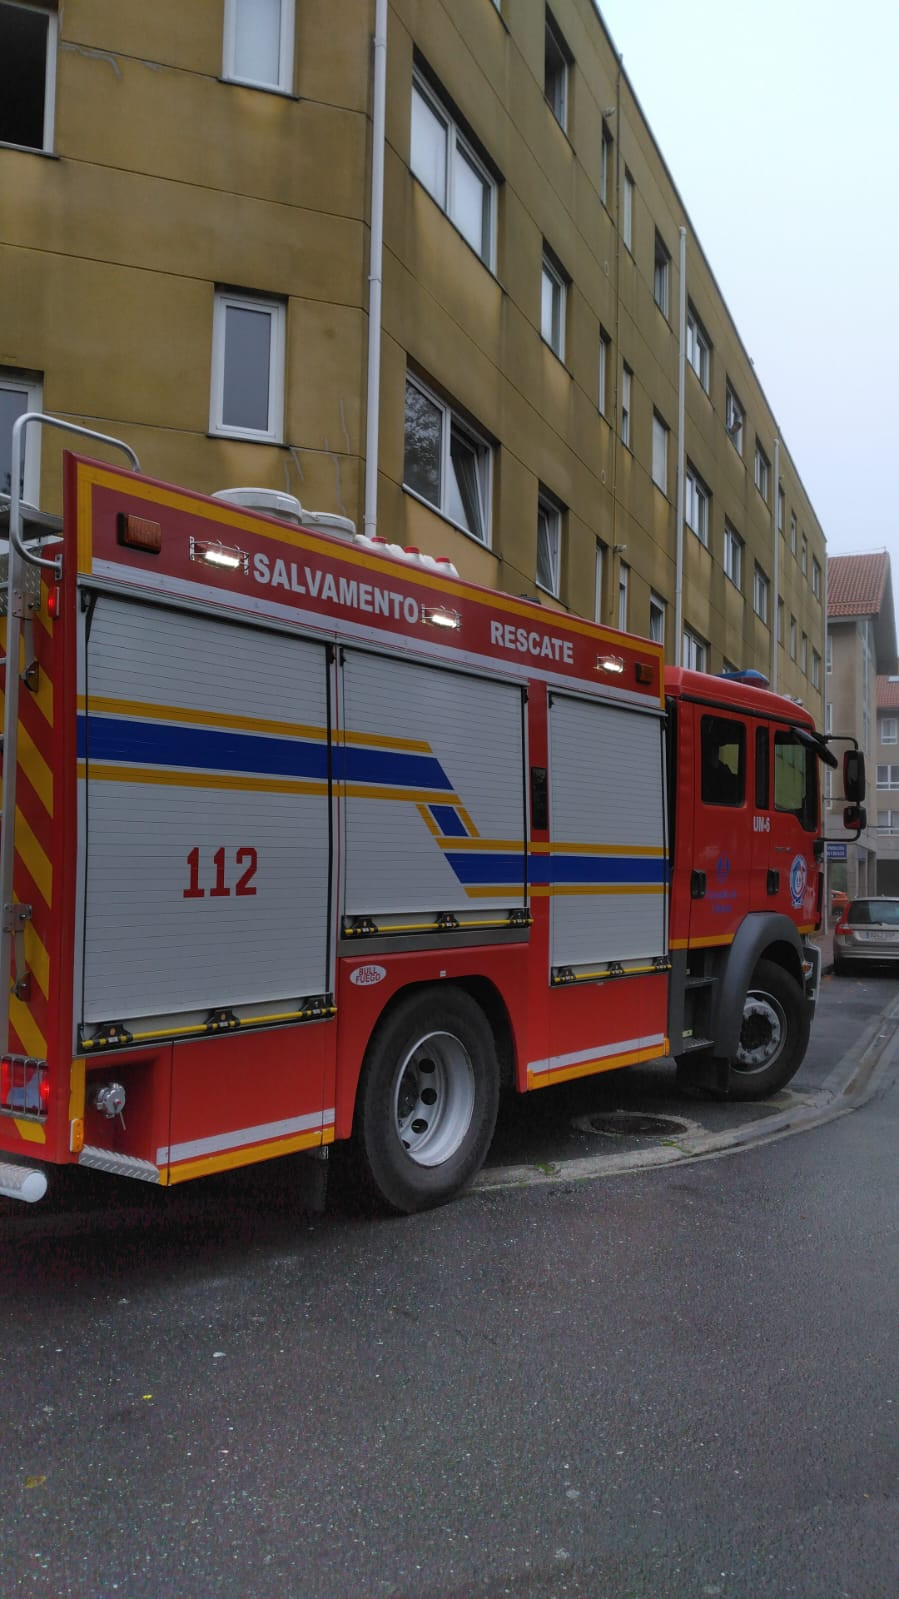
xmin=575 ymin=1112 xmax=690 ymax=1138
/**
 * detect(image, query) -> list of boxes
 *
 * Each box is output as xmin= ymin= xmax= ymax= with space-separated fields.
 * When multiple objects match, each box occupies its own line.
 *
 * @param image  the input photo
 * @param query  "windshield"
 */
xmin=848 ymin=899 xmax=899 ymax=926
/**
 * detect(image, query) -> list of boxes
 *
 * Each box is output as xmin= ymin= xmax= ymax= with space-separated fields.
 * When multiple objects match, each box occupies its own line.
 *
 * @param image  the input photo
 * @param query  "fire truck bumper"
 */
xmin=0 ymin=1161 xmax=48 ymax=1203
xmin=802 ymin=940 xmax=822 ymax=1007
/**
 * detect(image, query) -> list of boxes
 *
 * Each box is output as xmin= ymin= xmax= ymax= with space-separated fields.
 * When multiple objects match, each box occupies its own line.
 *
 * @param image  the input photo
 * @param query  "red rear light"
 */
xmin=47 ymin=584 xmax=62 ymax=620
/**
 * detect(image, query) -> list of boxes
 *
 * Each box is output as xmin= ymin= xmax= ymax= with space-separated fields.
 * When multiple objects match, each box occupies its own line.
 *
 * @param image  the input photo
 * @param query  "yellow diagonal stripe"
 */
xmin=24 ymin=921 xmax=49 ymax=1002
xmin=14 ymin=808 xmax=52 ymax=906
xmin=9 ymin=994 xmax=47 ymax=1059
xmin=18 ymin=725 xmax=53 ymax=815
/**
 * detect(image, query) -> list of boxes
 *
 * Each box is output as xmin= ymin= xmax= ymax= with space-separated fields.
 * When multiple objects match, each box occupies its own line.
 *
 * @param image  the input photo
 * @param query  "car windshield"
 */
xmin=848 ymin=899 xmax=899 ymax=927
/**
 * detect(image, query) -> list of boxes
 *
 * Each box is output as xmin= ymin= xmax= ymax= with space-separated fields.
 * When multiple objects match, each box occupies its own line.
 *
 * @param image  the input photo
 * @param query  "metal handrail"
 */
xmin=1 ymin=414 xmax=140 ymax=1055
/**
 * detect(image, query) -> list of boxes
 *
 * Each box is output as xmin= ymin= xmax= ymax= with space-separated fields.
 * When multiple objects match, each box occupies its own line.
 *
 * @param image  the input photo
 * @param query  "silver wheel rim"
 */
xmin=734 ymin=990 xmax=786 ymax=1073
xmin=392 ymin=1030 xmax=476 ymax=1167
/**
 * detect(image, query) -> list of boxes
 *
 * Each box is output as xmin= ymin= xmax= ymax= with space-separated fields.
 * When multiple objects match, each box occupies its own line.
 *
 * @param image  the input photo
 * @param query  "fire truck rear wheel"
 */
xmin=727 ymin=958 xmax=808 ymax=1100
xmin=354 ymin=986 xmax=500 ymax=1214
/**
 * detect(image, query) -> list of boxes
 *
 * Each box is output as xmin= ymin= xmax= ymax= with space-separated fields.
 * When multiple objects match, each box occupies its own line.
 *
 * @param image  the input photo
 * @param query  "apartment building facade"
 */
xmin=874 ymin=676 xmax=899 ymax=894
xmin=824 ymin=553 xmax=897 ymax=900
xmin=1 ymin=0 xmax=826 ymax=717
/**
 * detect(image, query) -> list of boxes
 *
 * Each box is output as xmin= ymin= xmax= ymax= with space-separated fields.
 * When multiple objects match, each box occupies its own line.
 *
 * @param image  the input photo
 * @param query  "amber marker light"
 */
xmin=117 ymin=513 xmax=162 ymax=553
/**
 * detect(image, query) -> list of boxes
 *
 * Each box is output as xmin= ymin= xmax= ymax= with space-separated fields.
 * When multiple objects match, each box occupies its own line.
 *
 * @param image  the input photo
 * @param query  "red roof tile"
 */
xmin=877 ymin=676 xmax=899 ymax=708
xmin=828 ymin=552 xmax=890 ymax=617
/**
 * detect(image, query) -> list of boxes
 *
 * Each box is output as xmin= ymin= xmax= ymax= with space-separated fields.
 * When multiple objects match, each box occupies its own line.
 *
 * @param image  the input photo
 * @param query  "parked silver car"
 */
xmin=833 ymin=897 xmax=899 ymax=974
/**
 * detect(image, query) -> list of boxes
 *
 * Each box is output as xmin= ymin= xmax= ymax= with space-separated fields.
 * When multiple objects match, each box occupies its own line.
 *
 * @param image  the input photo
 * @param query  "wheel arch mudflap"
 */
xmin=711 ymin=914 xmax=806 ymax=1058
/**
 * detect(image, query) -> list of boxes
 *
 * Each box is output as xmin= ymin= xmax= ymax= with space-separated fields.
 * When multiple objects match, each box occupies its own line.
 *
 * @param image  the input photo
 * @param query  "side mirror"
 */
xmin=843 ymin=803 xmax=866 ymax=834
xmin=843 ymin=750 xmax=866 ymax=802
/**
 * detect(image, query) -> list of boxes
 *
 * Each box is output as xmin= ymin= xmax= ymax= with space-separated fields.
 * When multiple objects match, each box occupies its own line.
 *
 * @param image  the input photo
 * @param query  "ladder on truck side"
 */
xmin=0 ymin=414 xmax=140 ymax=1202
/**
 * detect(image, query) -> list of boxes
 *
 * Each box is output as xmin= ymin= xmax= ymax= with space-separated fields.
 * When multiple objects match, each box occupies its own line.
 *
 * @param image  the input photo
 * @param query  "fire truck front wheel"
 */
xmin=353 ymin=986 xmax=501 ymax=1214
xmin=727 ymin=959 xmax=809 ymax=1100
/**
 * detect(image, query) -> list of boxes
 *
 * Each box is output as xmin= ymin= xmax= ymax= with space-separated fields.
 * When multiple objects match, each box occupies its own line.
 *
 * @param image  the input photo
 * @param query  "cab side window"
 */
xmin=774 ymin=732 xmax=816 ymax=830
xmin=701 ymin=715 xmax=745 ymax=806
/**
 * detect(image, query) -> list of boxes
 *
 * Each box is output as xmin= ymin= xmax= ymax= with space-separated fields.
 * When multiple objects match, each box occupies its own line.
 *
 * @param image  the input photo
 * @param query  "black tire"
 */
xmin=726 ymin=958 xmax=809 ymax=1100
xmin=353 ymin=986 xmax=500 ymax=1214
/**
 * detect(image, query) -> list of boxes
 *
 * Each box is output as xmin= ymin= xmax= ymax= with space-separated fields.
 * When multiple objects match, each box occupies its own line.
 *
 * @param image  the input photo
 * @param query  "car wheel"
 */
xmin=726 ymin=959 xmax=809 ymax=1100
xmin=353 ymin=986 xmax=500 ymax=1214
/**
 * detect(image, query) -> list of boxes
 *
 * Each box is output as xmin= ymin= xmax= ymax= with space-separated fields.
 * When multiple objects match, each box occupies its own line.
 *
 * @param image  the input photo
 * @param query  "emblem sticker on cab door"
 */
xmin=789 ymin=855 xmax=808 ymax=908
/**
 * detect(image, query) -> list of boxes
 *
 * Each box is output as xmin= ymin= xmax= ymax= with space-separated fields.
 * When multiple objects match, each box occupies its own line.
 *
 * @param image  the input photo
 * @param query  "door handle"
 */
xmin=691 ymin=870 xmax=706 ymax=899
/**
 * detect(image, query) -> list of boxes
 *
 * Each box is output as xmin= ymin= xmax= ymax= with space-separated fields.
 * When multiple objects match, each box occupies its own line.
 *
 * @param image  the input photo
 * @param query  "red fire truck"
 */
xmin=0 ymin=419 xmax=859 ymax=1212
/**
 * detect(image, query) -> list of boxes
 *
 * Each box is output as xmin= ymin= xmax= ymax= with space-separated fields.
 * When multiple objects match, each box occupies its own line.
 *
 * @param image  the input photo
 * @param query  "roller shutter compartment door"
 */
xmin=79 ymin=596 xmax=333 ymax=1034
xmin=340 ymin=651 xmax=527 ymax=920
xmin=547 ymin=694 xmax=667 ymax=970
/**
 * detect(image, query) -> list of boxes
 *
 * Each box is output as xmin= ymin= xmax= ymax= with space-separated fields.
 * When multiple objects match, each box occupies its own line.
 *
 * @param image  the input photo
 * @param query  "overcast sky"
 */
xmin=595 ymin=0 xmax=899 ymax=591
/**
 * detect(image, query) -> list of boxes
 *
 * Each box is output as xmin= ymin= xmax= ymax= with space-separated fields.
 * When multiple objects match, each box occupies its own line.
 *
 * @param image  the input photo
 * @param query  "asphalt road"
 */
xmin=1 ymin=973 xmax=897 ymax=1598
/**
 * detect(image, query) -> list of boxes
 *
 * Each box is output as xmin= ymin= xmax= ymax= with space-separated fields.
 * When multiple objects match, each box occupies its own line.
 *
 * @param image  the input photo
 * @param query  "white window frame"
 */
xmin=812 ymin=556 xmax=821 ymax=599
xmin=684 ymin=462 xmax=708 ymax=541
xmin=598 ymin=327 xmax=610 ymax=417
xmin=881 ymin=718 xmax=897 ymax=745
xmin=777 ymin=597 xmax=784 ymax=643
xmin=723 ymin=521 xmax=743 ymax=588
xmin=790 ymin=615 xmax=797 ymax=660
xmin=725 ymin=382 xmax=744 ymax=454
xmin=0 ymin=371 xmax=42 ymax=504
xmin=812 ymin=649 xmax=821 ymax=690
xmin=621 ymin=364 xmax=632 ymax=448
xmin=683 ymin=626 xmax=707 ymax=672
xmin=623 ymin=171 xmax=634 ymax=251
xmin=790 ymin=512 xmax=797 ymax=554
xmin=209 ymin=290 xmax=285 ymax=442
xmin=0 ymin=0 xmax=57 ymax=152
xmin=753 ymin=562 xmax=769 ymax=623
xmin=777 ymin=486 xmax=785 ymax=532
xmin=0 ymin=0 xmax=56 ymax=152
xmin=541 ymin=250 xmax=567 ymax=359
xmin=544 ymin=11 xmax=570 ymax=131
xmin=877 ymin=765 xmax=899 ymax=789
xmin=686 ymin=305 xmax=710 ymax=391
xmin=653 ymin=232 xmax=670 ymax=318
xmin=801 ymin=534 xmax=808 ymax=576
xmin=222 ymin=0 xmax=295 ymax=94
xmin=754 ymin=440 xmax=770 ymax=501
xmin=801 ymin=632 xmax=808 ymax=673
xmin=536 ymin=489 xmax=563 ymax=597
xmin=649 ymin=592 xmax=666 ymax=646
xmin=403 ymin=372 xmax=492 ymax=546
xmin=593 ymin=539 xmax=605 ymax=623
xmin=618 ymin=560 xmax=629 ymax=632
xmin=410 ymin=70 xmax=496 ymax=269
xmin=826 ymin=632 xmax=832 ymax=673
xmin=652 ymin=412 xmax=669 ymax=494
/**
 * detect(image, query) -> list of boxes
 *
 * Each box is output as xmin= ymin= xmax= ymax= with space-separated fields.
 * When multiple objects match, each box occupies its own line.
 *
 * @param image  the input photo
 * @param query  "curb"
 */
xmin=474 ymin=989 xmax=899 ymax=1195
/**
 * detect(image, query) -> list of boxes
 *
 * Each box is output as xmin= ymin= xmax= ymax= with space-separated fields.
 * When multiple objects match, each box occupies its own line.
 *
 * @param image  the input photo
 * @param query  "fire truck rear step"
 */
xmin=78 ymin=1146 xmax=160 ymax=1183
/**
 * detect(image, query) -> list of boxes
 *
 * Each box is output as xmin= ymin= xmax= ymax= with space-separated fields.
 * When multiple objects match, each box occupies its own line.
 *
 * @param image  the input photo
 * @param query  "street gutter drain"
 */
xmin=580 ymin=1112 xmax=690 ymax=1138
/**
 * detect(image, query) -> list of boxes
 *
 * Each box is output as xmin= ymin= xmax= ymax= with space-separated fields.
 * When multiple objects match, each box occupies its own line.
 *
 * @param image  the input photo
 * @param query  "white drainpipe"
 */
xmin=363 ymin=0 xmax=388 ymax=539
xmin=674 ymin=227 xmax=687 ymax=665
